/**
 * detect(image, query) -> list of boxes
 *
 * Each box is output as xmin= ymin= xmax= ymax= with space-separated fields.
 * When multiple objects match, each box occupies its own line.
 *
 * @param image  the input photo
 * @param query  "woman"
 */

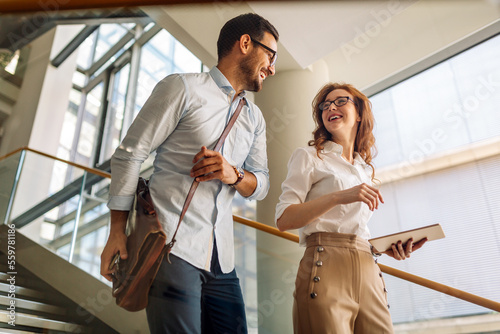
xmin=275 ymin=83 xmax=426 ymax=333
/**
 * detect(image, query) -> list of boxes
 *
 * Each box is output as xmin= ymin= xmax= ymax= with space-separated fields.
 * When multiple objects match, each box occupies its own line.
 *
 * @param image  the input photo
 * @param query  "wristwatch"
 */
xmin=229 ymin=165 xmax=245 ymax=187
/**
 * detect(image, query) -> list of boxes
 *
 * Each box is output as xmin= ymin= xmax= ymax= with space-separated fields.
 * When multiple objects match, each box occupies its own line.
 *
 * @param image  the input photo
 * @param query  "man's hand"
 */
xmin=190 ymin=146 xmax=238 ymax=184
xmin=100 ymin=210 xmax=129 ymax=281
xmin=100 ymin=231 xmax=128 ymax=281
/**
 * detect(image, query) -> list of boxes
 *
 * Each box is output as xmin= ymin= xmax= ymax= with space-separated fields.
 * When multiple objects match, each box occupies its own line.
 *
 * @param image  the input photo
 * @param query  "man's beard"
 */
xmin=239 ymin=55 xmax=262 ymax=92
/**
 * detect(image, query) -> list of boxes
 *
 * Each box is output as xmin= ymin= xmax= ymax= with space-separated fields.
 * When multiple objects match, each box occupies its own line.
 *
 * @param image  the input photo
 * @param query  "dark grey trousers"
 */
xmin=146 ymin=245 xmax=247 ymax=334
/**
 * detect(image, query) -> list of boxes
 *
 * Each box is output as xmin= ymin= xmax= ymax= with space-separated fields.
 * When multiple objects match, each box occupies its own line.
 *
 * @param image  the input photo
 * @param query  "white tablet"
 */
xmin=369 ymin=223 xmax=445 ymax=252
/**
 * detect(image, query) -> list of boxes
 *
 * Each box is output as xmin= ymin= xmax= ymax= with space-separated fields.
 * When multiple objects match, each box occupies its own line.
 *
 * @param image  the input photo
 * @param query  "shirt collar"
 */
xmin=321 ymin=141 xmax=343 ymax=155
xmin=322 ymin=141 xmax=366 ymax=165
xmin=209 ymin=66 xmax=247 ymax=99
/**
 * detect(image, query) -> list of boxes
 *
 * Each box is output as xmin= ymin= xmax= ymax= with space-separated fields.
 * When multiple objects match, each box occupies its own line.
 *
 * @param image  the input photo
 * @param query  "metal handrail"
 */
xmin=0 ymin=146 xmax=110 ymax=178
xmin=2 ymin=146 xmax=499 ymax=312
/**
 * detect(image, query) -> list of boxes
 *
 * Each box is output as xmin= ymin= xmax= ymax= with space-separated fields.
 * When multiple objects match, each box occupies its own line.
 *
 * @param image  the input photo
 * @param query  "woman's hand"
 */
xmin=383 ymin=237 xmax=427 ymax=260
xmin=336 ymin=183 xmax=384 ymax=211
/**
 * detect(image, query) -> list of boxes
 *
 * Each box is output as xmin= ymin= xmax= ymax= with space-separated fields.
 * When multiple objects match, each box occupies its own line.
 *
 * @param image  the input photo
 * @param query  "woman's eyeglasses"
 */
xmin=319 ymin=96 xmax=354 ymax=111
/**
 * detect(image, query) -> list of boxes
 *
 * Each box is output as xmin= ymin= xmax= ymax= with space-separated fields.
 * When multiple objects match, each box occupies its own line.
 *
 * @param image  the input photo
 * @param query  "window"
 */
xmin=372 ymin=34 xmax=500 ymax=168
xmin=49 ymin=22 xmax=205 ymax=281
xmin=369 ymin=33 xmax=500 ymax=324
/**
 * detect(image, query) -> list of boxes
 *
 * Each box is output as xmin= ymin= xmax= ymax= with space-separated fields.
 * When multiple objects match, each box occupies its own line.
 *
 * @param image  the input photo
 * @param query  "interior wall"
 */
xmin=254 ymin=60 xmax=329 ymax=333
xmin=0 ymin=29 xmax=56 ymax=156
xmin=0 ymin=25 xmax=81 ymax=157
xmin=6 ymin=25 xmax=80 ymax=242
xmin=28 ymin=25 xmax=81 ymax=155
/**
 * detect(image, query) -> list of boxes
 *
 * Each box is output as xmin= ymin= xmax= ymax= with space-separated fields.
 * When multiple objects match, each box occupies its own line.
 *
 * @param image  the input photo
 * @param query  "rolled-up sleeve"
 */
xmin=242 ymin=106 xmax=269 ymax=201
xmin=274 ymin=148 xmax=315 ymax=225
xmin=107 ymin=75 xmax=187 ymax=211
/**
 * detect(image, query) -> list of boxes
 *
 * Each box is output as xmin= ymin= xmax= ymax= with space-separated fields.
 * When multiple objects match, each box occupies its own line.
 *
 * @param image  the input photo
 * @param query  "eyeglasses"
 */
xmin=318 ymin=96 xmax=354 ymax=111
xmin=251 ymin=37 xmax=277 ymax=66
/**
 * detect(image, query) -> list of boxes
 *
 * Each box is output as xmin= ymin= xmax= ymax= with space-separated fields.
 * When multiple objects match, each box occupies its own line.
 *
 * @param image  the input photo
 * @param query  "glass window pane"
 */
xmin=135 ymin=29 xmax=203 ymax=116
xmin=372 ymin=34 xmax=500 ymax=168
xmin=448 ymin=35 xmax=500 ymax=143
xmin=372 ymin=91 xmax=402 ymax=167
xmin=173 ymin=40 xmax=202 ymax=73
xmin=135 ymin=30 xmax=174 ymax=116
xmin=368 ymin=33 xmax=500 ymax=327
xmin=369 ymin=154 xmax=500 ymax=323
xmin=72 ymin=71 xmax=87 ymax=87
xmin=76 ymin=82 xmax=104 ymax=166
xmin=76 ymin=32 xmax=96 ymax=69
xmin=99 ymin=64 xmax=130 ymax=163
xmin=93 ymin=24 xmax=128 ymax=63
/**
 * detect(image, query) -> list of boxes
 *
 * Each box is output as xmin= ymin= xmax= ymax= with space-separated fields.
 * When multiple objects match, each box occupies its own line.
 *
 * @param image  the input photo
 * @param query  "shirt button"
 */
xmin=313 ymin=276 xmax=320 ymax=282
xmin=310 ymin=292 xmax=317 ymax=299
xmin=317 ymin=246 xmax=324 ymax=252
xmin=316 ymin=261 xmax=323 ymax=267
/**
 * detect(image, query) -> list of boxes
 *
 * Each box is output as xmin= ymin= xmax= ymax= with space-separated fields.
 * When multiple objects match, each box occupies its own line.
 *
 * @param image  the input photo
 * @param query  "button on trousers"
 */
xmin=293 ymin=232 xmax=393 ymax=334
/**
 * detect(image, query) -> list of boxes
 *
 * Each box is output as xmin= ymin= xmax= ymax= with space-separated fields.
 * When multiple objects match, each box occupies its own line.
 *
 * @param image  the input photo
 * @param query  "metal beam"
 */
xmin=51 ymin=25 xmax=99 ymax=68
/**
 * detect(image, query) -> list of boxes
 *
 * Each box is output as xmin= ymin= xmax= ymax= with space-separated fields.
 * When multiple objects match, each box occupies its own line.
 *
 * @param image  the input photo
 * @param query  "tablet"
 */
xmin=368 ymin=223 xmax=445 ymax=252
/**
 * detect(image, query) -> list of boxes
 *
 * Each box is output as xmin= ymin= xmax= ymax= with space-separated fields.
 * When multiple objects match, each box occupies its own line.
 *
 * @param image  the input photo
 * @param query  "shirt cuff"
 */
xmin=245 ymin=171 xmax=269 ymax=201
xmin=274 ymin=203 xmax=291 ymax=226
xmin=107 ymin=195 xmax=135 ymax=211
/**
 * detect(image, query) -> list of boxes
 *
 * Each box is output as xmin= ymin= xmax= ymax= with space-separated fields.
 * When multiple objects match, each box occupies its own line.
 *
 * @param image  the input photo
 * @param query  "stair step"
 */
xmin=0 ymin=272 xmax=48 ymax=292
xmin=0 ymin=295 xmax=67 ymax=316
xmin=0 ymin=272 xmax=73 ymax=306
xmin=0 ymin=327 xmax=38 ymax=334
xmin=0 ymin=310 xmax=85 ymax=332
xmin=0 ymin=282 xmax=46 ymax=300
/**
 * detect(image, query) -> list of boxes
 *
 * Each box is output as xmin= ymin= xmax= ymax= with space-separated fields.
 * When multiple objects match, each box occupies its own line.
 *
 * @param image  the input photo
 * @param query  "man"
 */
xmin=100 ymin=13 xmax=279 ymax=333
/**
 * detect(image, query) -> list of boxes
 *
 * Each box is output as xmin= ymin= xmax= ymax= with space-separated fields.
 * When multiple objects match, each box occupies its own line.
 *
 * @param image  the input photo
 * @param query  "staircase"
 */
xmin=0 ymin=224 xmax=149 ymax=333
xmin=0 ymin=261 xmax=113 ymax=333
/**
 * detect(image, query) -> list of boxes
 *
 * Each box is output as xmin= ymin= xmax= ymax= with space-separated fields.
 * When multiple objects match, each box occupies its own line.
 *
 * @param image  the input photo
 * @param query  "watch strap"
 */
xmin=229 ymin=165 xmax=244 ymax=187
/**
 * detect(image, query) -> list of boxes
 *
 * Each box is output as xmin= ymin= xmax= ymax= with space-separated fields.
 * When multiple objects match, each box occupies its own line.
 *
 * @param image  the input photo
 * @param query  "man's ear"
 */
xmin=239 ymin=34 xmax=252 ymax=55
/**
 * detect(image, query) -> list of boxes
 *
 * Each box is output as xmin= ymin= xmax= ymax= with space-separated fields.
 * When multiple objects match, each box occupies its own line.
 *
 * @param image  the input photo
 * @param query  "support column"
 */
xmin=253 ymin=60 xmax=329 ymax=333
xmin=2 ymin=26 xmax=80 ymax=242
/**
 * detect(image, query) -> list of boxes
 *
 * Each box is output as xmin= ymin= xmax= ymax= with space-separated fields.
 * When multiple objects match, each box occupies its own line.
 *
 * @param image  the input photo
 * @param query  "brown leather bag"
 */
xmin=109 ymin=98 xmax=247 ymax=312
xmin=110 ymin=177 xmax=167 ymax=312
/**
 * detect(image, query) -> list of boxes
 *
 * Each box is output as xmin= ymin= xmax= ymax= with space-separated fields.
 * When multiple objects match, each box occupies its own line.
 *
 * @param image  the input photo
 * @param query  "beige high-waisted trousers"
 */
xmin=293 ymin=232 xmax=394 ymax=334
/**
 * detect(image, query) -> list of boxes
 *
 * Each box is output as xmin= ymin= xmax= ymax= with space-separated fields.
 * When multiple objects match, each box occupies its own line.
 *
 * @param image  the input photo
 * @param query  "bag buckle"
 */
xmin=109 ymin=252 xmax=121 ymax=271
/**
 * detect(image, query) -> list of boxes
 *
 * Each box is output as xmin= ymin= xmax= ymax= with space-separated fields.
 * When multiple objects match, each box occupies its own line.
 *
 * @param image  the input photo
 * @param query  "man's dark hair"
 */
xmin=217 ymin=13 xmax=279 ymax=62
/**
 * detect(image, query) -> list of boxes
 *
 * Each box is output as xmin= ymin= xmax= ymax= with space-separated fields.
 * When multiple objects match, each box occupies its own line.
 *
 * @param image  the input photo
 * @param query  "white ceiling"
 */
xmin=143 ymin=1 xmax=500 ymax=89
xmin=248 ymin=1 xmax=418 ymax=68
xmin=143 ymin=1 xmax=418 ymax=70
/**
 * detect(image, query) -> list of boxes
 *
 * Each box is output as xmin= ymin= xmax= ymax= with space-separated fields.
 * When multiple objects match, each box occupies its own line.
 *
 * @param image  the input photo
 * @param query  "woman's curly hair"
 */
xmin=308 ymin=82 xmax=377 ymax=180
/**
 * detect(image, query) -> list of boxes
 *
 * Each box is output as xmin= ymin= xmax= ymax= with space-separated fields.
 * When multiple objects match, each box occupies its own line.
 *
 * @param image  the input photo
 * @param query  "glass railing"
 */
xmin=1 ymin=147 xmax=499 ymax=334
xmin=0 ymin=148 xmax=112 ymax=283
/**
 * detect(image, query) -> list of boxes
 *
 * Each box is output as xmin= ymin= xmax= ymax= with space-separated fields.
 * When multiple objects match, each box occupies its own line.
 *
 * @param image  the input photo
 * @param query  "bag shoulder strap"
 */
xmin=165 ymin=97 xmax=247 ymax=262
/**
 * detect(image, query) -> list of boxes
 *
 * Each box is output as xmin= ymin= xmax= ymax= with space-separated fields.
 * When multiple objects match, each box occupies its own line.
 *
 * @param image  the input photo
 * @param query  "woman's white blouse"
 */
xmin=275 ymin=141 xmax=374 ymax=246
